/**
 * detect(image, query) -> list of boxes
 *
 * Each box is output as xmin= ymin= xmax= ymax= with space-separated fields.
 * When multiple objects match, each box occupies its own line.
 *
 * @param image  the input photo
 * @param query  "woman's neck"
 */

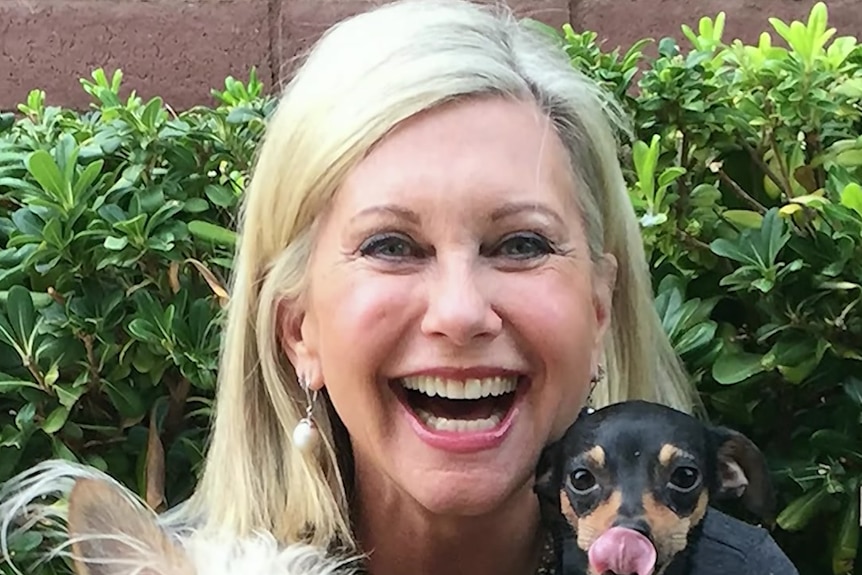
xmin=353 ymin=467 xmax=546 ymax=575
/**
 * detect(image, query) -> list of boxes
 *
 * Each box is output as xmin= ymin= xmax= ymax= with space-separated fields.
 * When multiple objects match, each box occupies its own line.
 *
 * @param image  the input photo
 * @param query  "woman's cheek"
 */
xmin=316 ymin=273 xmax=418 ymax=358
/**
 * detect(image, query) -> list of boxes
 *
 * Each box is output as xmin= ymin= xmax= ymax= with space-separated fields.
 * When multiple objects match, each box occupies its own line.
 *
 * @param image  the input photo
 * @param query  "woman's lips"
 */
xmin=392 ymin=374 xmax=529 ymax=453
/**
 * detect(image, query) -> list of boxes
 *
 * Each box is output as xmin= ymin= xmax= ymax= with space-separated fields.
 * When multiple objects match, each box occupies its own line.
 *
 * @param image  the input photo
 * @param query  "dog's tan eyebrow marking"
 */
xmin=585 ymin=445 xmax=606 ymax=467
xmin=659 ymin=444 xmax=695 ymax=466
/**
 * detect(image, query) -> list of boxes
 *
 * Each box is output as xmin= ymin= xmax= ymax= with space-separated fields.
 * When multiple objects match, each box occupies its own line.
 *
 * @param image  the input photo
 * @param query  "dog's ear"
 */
xmin=708 ymin=426 xmax=776 ymax=524
xmin=67 ymin=478 xmax=194 ymax=575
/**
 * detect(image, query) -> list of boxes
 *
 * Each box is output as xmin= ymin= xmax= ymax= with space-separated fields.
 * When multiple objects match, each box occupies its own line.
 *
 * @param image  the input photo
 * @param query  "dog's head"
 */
xmin=66 ymin=479 xmax=358 ymax=575
xmin=535 ymin=400 xmax=775 ymax=575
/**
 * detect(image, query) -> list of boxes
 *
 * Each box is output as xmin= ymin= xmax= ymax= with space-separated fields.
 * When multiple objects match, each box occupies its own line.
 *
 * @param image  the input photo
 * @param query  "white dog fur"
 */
xmin=0 ymin=460 xmax=361 ymax=575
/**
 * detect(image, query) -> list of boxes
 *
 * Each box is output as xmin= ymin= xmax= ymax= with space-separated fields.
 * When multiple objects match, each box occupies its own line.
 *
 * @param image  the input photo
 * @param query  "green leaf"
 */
xmin=51 ymin=436 xmax=78 ymax=461
xmin=15 ymin=402 xmax=36 ymax=430
xmin=723 ymin=209 xmax=763 ymax=228
xmin=184 ymin=198 xmax=210 ymax=213
xmin=0 ymin=312 xmax=23 ymax=351
xmin=840 ymin=183 xmax=862 ymax=217
xmin=107 ymin=163 xmax=145 ymax=194
xmin=127 ymin=318 xmax=163 ymax=345
xmin=104 ymin=236 xmax=129 ymax=251
xmin=834 ymin=77 xmax=862 ymax=98
xmin=674 ymin=321 xmax=718 ymax=356
xmin=760 ymin=208 xmax=789 ymax=265
xmin=102 ymin=378 xmax=146 ymax=421
xmin=25 ymin=149 xmax=67 ymax=202
xmin=41 ymin=217 xmax=64 ymax=248
xmin=709 ymin=238 xmax=760 ymax=266
xmin=0 ymin=377 xmax=42 ymax=393
xmin=187 ymin=220 xmax=237 ymax=246
xmin=832 ymin=484 xmax=859 ymax=575
xmin=56 ymin=133 xmax=80 ymax=188
xmin=141 ymin=96 xmax=164 ymax=130
xmin=632 ymin=135 xmax=661 ymax=204
xmin=842 ymin=377 xmax=862 ymax=406
xmin=712 ymin=349 xmax=765 ymax=384
xmin=773 ymin=334 xmax=827 ymax=383
xmin=777 ymin=486 xmax=831 ymax=531
xmin=11 ymin=208 xmax=44 ymax=236
xmin=41 ymin=405 xmax=70 ymax=434
xmin=657 ymin=166 xmax=685 ymax=188
xmin=146 ymin=200 xmax=183 ymax=234
xmin=5 ymin=530 xmax=42 ymax=554
xmin=56 ymin=381 xmax=87 ymax=408
xmin=72 ymin=159 xmax=104 ymax=199
xmin=750 ymin=278 xmax=775 ymax=293
xmin=710 ymin=238 xmax=758 ymax=266
xmin=113 ymin=214 xmax=147 ymax=238
xmin=6 ymin=285 xmax=36 ymax=351
xmin=809 ymin=430 xmax=862 ymax=462
xmin=204 ymin=184 xmax=237 ymax=208
xmin=835 ymin=149 xmax=862 ymax=167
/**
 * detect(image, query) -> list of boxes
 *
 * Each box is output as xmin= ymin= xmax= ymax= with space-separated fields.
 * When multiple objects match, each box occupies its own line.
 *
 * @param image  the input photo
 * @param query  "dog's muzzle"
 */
xmin=587 ymin=526 xmax=657 ymax=575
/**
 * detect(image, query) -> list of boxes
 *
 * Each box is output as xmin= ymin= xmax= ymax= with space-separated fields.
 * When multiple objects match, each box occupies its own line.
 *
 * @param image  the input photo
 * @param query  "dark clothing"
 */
xmin=561 ymin=507 xmax=799 ymax=575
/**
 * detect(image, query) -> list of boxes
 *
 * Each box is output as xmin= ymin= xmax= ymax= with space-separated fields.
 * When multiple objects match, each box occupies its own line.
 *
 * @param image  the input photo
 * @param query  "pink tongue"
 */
xmin=588 ymin=526 xmax=657 ymax=575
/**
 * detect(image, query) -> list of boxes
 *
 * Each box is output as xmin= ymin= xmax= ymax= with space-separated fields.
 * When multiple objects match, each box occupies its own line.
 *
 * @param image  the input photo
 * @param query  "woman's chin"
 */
xmin=384 ymin=431 xmax=540 ymax=519
xmin=402 ymin=472 xmax=529 ymax=518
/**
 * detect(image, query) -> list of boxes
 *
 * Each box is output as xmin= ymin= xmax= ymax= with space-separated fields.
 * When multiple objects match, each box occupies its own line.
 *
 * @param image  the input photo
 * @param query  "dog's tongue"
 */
xmin=588 ymin=526 xmax=657 ymax=575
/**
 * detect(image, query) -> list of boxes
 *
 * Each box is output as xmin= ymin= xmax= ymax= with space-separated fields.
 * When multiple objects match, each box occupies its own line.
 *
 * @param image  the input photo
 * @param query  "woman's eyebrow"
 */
xmin=350 ymin=204 xmax=421 ymax=225
xmin=490 ymin=201 xmax=565 ymax=227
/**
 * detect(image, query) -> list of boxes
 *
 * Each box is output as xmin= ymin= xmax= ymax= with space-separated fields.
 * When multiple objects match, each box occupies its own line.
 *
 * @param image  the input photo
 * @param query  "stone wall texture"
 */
xmin=1 ymin=0 xmax=860 ymax=111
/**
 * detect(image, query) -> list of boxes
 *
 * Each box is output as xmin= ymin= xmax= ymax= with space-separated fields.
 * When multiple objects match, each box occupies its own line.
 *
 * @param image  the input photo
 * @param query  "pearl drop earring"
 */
xmin=585 ymin=364 xmax=605 ymax=415
xmin=292 ymin=375 xmax=320 ymax=454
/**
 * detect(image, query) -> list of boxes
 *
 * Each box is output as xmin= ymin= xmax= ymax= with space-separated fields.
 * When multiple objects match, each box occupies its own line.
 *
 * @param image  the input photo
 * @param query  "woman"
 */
xmin=177 ymin=0 xmax=795 ymax=573
xmin=1 ymin=1 xmax=796 ymax=574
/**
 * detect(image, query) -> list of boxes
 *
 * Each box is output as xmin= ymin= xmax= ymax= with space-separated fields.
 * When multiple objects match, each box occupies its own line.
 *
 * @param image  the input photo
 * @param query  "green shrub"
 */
xmin=1 ymin=3 xmax=860 ymax=575
xmin=0 ymin=69 xmax=272 ymax=574
xmin=545 ymin=4 xmax=862 ymax=574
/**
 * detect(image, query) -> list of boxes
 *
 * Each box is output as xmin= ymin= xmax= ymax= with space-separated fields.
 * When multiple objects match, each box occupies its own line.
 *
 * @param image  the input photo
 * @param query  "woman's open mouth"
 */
xmin=391 ymin=373 xmax=527 ymax=451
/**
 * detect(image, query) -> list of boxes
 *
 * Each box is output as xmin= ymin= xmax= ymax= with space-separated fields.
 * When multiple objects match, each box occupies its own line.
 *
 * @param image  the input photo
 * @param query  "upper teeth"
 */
xmin=401 ymin=375 xmax=517 ymax=399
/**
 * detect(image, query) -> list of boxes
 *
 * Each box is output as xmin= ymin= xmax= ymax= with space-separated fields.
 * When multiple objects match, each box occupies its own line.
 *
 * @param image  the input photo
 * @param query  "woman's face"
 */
xmin=281 ymin=96 xmax=616 ymax=517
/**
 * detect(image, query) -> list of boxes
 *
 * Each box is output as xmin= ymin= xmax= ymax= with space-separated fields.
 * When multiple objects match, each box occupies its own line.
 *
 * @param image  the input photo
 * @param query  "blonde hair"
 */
xmin=176 ymin=0 xmax=698 ymax=553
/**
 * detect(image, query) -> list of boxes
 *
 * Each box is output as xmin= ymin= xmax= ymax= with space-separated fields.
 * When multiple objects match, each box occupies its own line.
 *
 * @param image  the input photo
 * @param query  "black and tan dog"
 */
xmin=534 ymin=400 xmax=775 ymax=575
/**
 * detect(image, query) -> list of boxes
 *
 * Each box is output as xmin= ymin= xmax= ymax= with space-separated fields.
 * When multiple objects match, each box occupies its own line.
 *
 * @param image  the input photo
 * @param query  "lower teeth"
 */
xmin=416 ymin=409 xmax=502 ymax=432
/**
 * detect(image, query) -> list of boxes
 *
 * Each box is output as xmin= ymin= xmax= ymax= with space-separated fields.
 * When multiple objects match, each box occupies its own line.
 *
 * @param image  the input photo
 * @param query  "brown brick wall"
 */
xmin=1 ymin=0 xmax=860 ymax=111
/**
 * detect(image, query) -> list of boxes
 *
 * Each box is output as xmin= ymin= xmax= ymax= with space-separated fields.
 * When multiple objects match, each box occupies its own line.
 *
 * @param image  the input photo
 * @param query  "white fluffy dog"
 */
xmin=0 ymin=461 xmax=360 ymax=575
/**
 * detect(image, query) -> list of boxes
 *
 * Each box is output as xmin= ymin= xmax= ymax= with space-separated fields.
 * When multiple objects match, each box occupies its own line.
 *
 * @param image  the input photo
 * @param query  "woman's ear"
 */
xmin=276 ymin=297 xmax=322 ymax=389
xmin=592 ymin=253 xmax=618 ymax=343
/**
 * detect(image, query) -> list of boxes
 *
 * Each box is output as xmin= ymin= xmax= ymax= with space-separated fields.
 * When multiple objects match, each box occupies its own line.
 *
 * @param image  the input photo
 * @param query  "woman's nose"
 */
xmin=420 ymin=259 xmax=502 ymax=346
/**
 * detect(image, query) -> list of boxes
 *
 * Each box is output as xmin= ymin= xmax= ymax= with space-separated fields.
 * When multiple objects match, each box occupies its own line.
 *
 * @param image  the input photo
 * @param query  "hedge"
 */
xmin=1 ymin=3 xmax=860 ymax=575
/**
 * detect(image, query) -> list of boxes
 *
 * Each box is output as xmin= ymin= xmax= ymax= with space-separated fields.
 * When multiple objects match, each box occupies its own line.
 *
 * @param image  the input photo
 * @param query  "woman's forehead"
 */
xmin=330 ymin=97 xmax=578 ymax=218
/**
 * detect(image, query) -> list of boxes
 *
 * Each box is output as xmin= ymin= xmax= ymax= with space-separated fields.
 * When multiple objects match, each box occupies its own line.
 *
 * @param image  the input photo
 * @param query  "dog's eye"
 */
xmin=568 ymin=469 xmax=597 ymax=493
xmin=669 ymin=466 xmax=700 ymax=491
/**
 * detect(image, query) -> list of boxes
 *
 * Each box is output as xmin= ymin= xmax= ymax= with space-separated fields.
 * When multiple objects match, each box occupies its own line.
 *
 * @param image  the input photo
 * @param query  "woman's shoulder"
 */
xmin=689 ymin=507 xmax=799 ymax=575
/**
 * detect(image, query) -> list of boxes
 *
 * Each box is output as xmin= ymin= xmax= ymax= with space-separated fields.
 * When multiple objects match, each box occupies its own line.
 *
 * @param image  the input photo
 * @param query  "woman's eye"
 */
xmin=493 ymin=232 xmax=555 ymax=260
xmin=358 ymin=234 xmax=420 ymax=259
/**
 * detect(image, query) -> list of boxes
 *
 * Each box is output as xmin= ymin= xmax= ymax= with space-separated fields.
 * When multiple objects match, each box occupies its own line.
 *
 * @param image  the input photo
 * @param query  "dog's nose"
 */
xmin=611 ymin=517 xmax=652 ymax=539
